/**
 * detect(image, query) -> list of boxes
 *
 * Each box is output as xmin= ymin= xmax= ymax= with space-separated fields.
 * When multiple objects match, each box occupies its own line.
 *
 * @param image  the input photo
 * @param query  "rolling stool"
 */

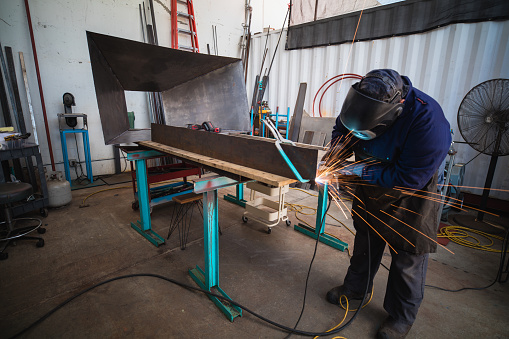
xmin=0 ymin=182 xmax=45 ymax=260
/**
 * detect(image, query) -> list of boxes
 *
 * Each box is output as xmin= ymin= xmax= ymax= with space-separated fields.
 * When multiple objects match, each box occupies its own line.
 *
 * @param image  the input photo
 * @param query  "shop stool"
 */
xmin=167 ymin=193 xmax=204 ymax=250
xmin=0 ymin=182 xmax=45 ymax=260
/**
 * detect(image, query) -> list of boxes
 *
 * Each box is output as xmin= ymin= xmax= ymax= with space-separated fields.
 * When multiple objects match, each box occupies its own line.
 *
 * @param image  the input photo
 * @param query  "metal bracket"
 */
xmin=189 ymin=265 xmax=242 ymax=322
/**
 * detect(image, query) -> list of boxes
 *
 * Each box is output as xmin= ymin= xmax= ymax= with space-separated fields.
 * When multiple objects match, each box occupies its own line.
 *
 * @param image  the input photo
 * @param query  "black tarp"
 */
xmin=287 ymin=0 xmax=509 ymax=50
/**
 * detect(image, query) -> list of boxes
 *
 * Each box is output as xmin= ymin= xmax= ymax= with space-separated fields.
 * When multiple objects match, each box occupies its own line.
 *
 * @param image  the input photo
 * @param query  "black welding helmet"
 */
xmin=339 ymin=69 xmax=407 ymax=140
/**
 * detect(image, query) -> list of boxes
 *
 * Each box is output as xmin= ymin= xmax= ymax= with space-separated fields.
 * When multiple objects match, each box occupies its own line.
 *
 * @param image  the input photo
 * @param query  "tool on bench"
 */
xmin=187 ymin=124 xmax=202 ymax=130
xmin=202 ymin=121 xmax=221 ymax=133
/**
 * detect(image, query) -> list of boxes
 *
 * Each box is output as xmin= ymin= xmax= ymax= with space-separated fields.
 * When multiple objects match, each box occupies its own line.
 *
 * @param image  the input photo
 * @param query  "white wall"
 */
xmin=247 ymin=21 xmax=509 ymax=201
xmin=0 ymin=0 xmax=287 ymax=179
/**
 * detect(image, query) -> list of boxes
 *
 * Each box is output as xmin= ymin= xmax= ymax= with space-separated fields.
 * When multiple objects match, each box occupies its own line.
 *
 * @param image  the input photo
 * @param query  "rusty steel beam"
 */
xmin=151 ymin=124 xmax=325 ymax=181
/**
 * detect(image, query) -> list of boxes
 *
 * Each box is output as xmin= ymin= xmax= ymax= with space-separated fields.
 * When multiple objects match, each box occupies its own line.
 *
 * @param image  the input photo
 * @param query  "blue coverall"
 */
xmin=331 ymin=76 xmax=451 ymax=325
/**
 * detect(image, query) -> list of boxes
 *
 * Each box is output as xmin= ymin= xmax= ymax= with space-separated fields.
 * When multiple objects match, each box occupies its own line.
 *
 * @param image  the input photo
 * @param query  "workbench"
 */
xmin=138 ymin=140 xmax=347 ymax=321
xmin=122 ymin=146 xmax=201 ymax=247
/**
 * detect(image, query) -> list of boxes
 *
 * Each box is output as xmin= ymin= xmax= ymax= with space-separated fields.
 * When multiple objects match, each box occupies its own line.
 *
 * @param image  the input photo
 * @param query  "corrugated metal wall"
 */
xmin=246 ymin=20 xmax=509 ymax=200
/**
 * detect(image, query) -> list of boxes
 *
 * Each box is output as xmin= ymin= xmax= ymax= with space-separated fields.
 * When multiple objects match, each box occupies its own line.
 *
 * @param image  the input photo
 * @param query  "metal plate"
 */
xmin=193 ymin=175 xmax=247 ymax=193
xmin=86 ymin=32 xmax=249 ymax=144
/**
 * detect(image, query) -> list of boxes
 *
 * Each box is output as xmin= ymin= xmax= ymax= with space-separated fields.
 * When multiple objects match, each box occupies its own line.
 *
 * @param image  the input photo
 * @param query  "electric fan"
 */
xmin=457 ymin=79 xmax=509 ymax=221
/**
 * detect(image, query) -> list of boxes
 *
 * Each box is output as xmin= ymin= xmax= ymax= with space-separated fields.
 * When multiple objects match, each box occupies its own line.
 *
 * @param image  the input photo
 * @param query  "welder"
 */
xmin=323 ymin=69 xmax=451 ymax=339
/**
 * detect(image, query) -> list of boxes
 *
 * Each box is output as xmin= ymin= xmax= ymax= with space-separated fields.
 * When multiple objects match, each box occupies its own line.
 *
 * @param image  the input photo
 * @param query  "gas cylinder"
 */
xmin=47 ymin=171 xmax=72 ymax=208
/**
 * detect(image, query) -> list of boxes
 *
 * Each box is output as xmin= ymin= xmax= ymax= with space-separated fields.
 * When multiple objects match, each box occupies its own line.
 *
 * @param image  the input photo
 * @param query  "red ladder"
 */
xmin=171 ymin=0 xmax=199 ymax=52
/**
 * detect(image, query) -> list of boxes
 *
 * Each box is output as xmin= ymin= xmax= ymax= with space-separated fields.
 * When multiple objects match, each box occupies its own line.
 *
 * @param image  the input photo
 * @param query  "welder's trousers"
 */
xmin=343 ymin=223 xmax=429 ymax=325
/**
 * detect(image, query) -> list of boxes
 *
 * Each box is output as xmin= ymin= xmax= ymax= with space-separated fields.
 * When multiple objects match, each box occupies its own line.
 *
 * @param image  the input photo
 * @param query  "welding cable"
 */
xmin=79 ymin=186 xmax=131 ymax=208
xmin=377 ymin=257 xmax=499 ymax=294
xmin=285 ymin=201 xmax=356 ymax=246
xmin=284 ymin=195 xmax=334 ymax=339
xmin=437 ymin=225 xmax=509 ymax=253
xmin=10 ymin=203 xmax=369 ymax=338
xmin=10 ymin=266 xmax=372 ymax=338
xmin=287 ymin=207 xmax=353 ymax=258
xmin=375 ymin=226 xmax=508 ymax=292
xmin=285 ymin=194 xmax=371 ymax=339
xmin=311 ymin=74 xmax=362 ymax=117
xmin=288 ymin=187 xmax=353 ymax=203
xmin=425 ymin=224 xmax=509 ymax=291
xmin=289 ymin=187 xmax=318 ymax=197
xmin=339 ymin=286 xmax=374 ymax=312
xmin=313 ymin=295 xmax=349 ymax=339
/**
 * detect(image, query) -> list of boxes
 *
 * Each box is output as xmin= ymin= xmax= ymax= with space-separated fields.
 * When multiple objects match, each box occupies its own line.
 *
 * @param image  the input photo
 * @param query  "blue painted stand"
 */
xmin=189 ymin=179 xmax=242 ymax=321
xmin=60 ymin=129 xmax=93 ymax=185
xmin=130 ymin=155 xmax=165 ymax=247
xmin=294 ymin=184 xmax=349 ymax=252
xmin=127 ymin=149 xmax=193 ymax=247
xmin=223 ymin=184 xmax=246 ymax=207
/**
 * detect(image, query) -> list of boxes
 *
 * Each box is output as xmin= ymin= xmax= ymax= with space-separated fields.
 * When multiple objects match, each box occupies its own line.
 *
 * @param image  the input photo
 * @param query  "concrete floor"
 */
xmin=1 ymin=175 xmax=508 ymax=338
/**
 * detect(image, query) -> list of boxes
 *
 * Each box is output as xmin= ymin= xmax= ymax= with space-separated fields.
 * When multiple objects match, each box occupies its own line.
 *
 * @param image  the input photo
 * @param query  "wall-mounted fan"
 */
xmin=457 ymin=79 xmax=509 ymax=221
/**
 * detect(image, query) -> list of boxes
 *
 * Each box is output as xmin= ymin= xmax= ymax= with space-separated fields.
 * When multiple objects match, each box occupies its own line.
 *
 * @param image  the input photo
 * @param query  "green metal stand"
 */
xmin=223 ymin=183 xmax=247 ymax=207
xmin=294 ymin=184 xmax=349 ymax=252
xmin=189 ymin=182 xmax=242 ymax=321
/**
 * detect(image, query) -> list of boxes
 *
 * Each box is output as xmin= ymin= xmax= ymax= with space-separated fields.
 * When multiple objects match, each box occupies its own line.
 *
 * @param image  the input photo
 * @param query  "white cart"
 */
xmin=242 ymin=181 xmax=291 ymax=234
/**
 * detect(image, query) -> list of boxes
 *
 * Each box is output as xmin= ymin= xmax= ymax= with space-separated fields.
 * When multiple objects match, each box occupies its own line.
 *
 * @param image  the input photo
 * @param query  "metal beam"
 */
xmin=151 ymin=124 xmax=326 ymax=182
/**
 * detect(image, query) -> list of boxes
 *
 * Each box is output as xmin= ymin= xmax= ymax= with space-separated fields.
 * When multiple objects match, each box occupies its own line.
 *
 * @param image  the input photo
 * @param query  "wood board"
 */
xmin=138 ymin=140 xmax=296 ymax=187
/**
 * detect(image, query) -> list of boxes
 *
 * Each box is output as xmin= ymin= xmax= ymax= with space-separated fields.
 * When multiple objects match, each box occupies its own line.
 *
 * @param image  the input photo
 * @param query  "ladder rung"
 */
xmin=177 ymin=11 xmax=193 ymax=19
xmin=179 ymin=45 xmax=198 ymax=52
xmin=177 ymin=0 xmax=188 ymax=5
xmin=178 ymin=28 xmax=194 ymax=35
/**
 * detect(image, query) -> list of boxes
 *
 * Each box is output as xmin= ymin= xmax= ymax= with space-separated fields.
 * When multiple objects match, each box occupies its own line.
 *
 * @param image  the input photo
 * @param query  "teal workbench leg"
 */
xmin=130 ymin=158 xmax=165 ymax=247
xmin=223 ymin=183 xmax=246 ymax=207
xmin=60 ymin=131 xmax=71 ymax=183
xmin=82 ymin=130 xmax=93 ymax=183
xmin=294 ymin=184 xmax=348 ymax=251
xmin=189 ymin=189 xmax=242 ymax=321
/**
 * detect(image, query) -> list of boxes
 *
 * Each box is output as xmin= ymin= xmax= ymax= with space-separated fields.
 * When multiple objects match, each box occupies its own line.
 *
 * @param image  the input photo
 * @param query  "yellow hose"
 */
xmin=438 ymin=225 xmax=508 ymax=253
xmin=313 ymin=295 xmax=350 ymax=339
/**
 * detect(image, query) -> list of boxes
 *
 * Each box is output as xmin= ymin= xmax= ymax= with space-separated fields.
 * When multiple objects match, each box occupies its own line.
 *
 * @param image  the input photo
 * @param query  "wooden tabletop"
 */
xmin=138 ymin=140 xmax=296 ymax=187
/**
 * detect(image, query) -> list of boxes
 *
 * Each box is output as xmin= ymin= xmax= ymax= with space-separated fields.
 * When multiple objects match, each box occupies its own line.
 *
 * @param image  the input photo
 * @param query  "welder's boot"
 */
xmin=326 ymin=285 xmax=368 ymax=305
xmin=376 ymin=316 xmax=412 ymax=339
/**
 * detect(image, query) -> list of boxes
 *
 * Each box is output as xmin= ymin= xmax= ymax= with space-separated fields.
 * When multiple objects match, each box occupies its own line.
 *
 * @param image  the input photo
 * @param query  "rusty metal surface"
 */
xmin=86 ymin=31 xmax=249 ymax=145
xmin=151 ymin=124 xmax=325 ymax=181
xmin=162 ymin=62 xmax=249 ymax=130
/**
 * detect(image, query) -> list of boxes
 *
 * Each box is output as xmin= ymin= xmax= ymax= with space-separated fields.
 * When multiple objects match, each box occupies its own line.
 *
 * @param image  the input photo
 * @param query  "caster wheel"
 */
xmin=242 ymin=215 xmax=248 ymax=223
xmin=0 ymin=252 xmax=8 ymax=260
xmin=286 ymin=220 xmax=292 ymax=227
xmin=132 ymin=201 xmax=139 ymax=210
xmin=267 ymin=228 xmax=272 ymax=234
xmin=37 ymin=227 xmax=46 ymax=234
xmin=40 ymin=208 xmax=48 ymax=217
xmin=36 ymin=239 xmax=45 ymax=248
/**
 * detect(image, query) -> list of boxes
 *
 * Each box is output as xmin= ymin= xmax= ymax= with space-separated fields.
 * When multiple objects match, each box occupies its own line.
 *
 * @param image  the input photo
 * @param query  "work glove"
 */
xmin=337 ymin=161 xmax=365 ymax=177
xmin=317 ymin=160 xmax=327 ymax=172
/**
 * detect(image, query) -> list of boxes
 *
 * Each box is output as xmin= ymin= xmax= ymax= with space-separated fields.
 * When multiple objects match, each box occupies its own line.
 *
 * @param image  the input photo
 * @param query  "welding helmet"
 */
xmin=339 ymin=70 xmax=406 ymax=140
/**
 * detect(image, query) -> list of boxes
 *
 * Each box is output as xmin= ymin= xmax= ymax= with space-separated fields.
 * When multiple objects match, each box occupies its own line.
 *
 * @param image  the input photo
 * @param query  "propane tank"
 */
xmin=47 ymin=171 xmax=72 ymax=208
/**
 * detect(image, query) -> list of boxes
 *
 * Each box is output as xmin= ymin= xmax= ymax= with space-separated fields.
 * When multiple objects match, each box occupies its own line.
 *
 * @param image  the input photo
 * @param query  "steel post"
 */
xmin=130 ymin=156 xmax=165 ymax=247
xmin=223 ymin=183 xmax=246 ymax=207
xmin=189 ymin=178 xmax=242 ymax=321
xmin=294 ymin=184 xmax=348 ymax=251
